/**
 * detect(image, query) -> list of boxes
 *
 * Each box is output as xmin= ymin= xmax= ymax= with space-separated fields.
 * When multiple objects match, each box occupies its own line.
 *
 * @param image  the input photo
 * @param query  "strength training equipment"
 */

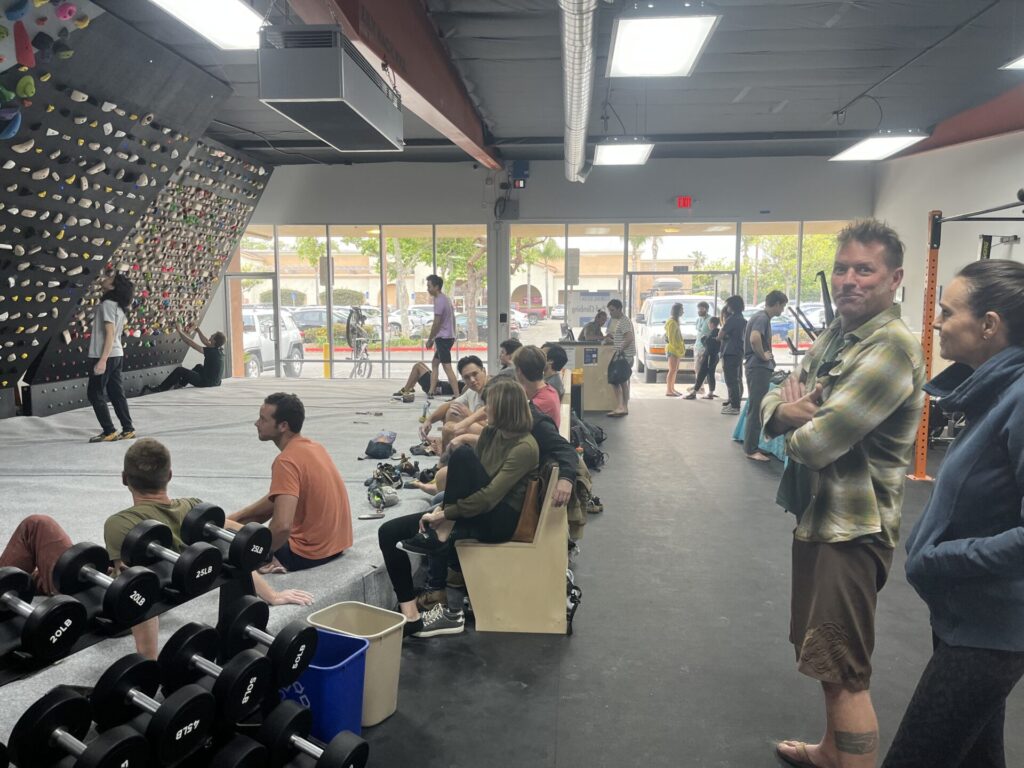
xmin=221 ymin=595 xmax=317 ymax=686
xmin=91 ymin=653 xmax=216 ymax=766
xmin=10 ymin=686 xmax=148 ymax=768
xmin=181 ymin=502 xmax=272 ymax=571
xmin=252 ymin=700 xmax=369 ymax=768
xmin=54 ymin=543 xmax=160 ymax=625
xmin=206 ymin=734 xmax=268 ymax=768
xmin=159 ymin=622 xmax=271 ymax=721
xmin=0 ymin=566 xmax=86 ymax=659
xmin=121 ymin=520 xmax=222 ymax=597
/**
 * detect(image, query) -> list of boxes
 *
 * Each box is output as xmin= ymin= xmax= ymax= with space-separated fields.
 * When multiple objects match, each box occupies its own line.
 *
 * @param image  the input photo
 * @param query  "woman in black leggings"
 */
xmin=378 ymin=377 xmax=539 ymax=639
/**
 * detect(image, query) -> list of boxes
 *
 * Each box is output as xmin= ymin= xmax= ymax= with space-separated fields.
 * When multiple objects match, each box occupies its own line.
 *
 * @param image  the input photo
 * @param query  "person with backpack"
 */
xmin=87 ymin=272 xmax=136 ymax=442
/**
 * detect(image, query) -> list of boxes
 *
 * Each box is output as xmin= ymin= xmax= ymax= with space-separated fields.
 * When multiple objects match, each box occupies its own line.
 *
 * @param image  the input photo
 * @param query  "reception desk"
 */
xmin=559 ymin=341 xmax=618 ymax=414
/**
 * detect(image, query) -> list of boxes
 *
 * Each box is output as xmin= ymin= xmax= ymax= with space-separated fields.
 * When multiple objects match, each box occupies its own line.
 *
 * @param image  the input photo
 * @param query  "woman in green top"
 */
xmin=664 ymin=302 xmax=686 ymax=397
xmin=378 ymin=377 xmax=540 ymax=638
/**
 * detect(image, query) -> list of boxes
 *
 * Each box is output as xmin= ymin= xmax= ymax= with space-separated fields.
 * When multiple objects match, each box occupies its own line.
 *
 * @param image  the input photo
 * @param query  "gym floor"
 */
xmin=0 ymin=377 xmax=1020 ymax=766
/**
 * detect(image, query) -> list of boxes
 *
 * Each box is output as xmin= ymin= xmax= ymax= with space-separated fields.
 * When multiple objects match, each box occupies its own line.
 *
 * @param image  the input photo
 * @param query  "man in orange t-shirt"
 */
xmin=230 ymin=392 xmax=353 ymax=572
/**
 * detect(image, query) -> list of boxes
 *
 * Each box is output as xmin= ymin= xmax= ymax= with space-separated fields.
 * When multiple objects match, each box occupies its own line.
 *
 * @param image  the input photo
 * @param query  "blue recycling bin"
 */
xmin=279 ymin=628 xmax=369 ymax=739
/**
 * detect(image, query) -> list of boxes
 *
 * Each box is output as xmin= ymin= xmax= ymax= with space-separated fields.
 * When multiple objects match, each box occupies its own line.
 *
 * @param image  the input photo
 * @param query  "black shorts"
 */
xmin=274 ymin=541 xmax=343 ymax=572
xmin=433 ymin=337 xmax=455 ymax=365
xmin=418 ymin=372 xmax=455 ymax=396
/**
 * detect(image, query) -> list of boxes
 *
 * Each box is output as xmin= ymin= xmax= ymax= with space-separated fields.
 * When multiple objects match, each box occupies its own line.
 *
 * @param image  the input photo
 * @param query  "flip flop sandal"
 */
xmin=358 ymin=512 xmax=386 ymax=520
xmin=775 ymin=741 xmax=820 ymax=768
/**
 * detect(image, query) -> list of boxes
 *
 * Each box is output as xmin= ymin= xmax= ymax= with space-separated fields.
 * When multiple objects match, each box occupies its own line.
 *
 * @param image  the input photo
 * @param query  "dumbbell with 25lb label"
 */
xmin=249 ymin=700 xmax=368 ymax=768
xmin=0 ymin=567 xmax=86 ymax=660
xmin=53 ymin=543 xmax=160 ymax=626
xmin=91 ymin=653 xmax=216 ymax=767
xmin=181 ymin=502 xmax=272 ymax=571
xmin=121 ymin=520 xmax=222 ymax=597
xmin=9 ymin=686 xmax=148 ymax=768
xmin=159 ymin=622 xmax=272 ymax=722
xmin=221 ymin=595 xmax=318 ymax=686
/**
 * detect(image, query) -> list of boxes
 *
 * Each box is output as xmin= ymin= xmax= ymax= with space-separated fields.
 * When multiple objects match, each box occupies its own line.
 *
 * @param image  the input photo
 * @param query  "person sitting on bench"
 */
xmin=491 ymin=338 xmax=523 ymax=379
xmin=230 ymin=393 xmax=353 ymax=575
xmin=542 ymin=342 xmax=568 ymax=398
xmin=379 ymin=378 xmax=540 ymax=638
xmin=145 ymin=323 xmax=226 ymax=393
xmin=419 ymin=356 xmax=489 ymax=452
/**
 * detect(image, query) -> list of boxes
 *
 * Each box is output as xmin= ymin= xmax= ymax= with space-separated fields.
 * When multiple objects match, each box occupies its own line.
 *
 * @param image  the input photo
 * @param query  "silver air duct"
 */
xmin=559 ymin=0 xmax=598 ymax=183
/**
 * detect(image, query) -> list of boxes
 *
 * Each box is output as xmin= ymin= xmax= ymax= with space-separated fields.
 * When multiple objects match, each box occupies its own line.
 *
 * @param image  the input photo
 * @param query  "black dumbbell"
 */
xmin=0 ymin=567 xmax=86 ymax=660
xmin=159 ymin=622 xmax=271 ymax=721
xmin=121 ymin=521 xmax=222 ymax=597
xmin=181 ymin=503 xmax=272 ymax=571
xmin=91 ymin=653 xmax=216 ymax=767
xmin=207 ymin=735 xmax=267 ymax=768
xmin=255 ymin=700 xmax=368 ymax=768
xmin=9 ymin=686 xmax=148 ymax=768
xmin=53 ymin=543 xmax=160 ymax=626
xmin=222 ymin=596 xmax=318 ymax=686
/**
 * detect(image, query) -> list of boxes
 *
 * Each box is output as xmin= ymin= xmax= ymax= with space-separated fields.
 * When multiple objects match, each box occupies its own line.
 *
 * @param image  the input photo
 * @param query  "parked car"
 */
xmin=513 ymin=300 xmax=547 ymax=324
xmin=635 ymin=294 xmax=716 ymax=383
xmin=386 ymin=307 xmax=430 ymax=338
xmin=241 ymin=306 xmax=304 ymax=377
xmin=509 ymin=308 xmax=530 ymax=328
xmin=793 ymin=302 xmax=834 ymax=332
xmin=743 ymin=305 xmax=795 ymax=343
xmin=455 ymin=312 xmax=489 ymax=341
xmin=290 ymin=306 xmax=348 ymax=337
xmin=550 ymin=304 xmax=565 ymax=320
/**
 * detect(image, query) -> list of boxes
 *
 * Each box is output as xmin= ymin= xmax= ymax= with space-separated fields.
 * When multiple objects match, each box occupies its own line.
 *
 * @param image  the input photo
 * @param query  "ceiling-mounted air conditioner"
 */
xmin=258 ymin=25 xmax=403 ymax=152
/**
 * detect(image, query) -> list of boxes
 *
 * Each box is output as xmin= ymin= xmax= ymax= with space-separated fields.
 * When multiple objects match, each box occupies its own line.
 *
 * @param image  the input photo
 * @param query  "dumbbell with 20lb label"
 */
xmin=248 ymin=700 xmax=368 ymax=768
xmin=121 ymin=520 xmax=222 ymax=597
xmin=0 ymin=566 xmax=86 ymax=660
xmin=9 ymin=686 xmax=148 ymax=768
xmin=90 ymin=653 xmax=216 ymax=767
xmin=181 ymin=502 xmax=272 ymax=571
xmin=53 ymin=543 xmax=160 ymax=626
xmin=221 ymin=595 xmax=318 ymax=686
xmin=159 ymin=622 xmax=272 ymax=722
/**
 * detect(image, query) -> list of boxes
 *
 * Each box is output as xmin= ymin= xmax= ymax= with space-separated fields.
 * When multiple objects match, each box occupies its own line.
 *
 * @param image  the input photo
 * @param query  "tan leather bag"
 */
xmin=510 ymin=463 xmax=554 ymax=543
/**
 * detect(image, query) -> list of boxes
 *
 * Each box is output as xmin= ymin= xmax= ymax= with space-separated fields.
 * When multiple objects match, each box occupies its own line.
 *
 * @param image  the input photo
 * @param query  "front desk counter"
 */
xmin=560 ymin=341 xmax=618 ymax=414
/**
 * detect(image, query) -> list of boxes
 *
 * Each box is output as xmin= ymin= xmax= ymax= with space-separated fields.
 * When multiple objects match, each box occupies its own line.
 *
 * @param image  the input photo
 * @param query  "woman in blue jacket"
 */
xmin=884 ymin=259 xmax=1024 ymax=768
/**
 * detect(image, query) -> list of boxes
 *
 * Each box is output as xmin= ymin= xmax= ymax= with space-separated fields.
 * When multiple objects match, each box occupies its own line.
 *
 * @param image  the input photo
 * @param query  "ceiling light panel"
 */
xmin=608 ymin=15 xmax=720 ymax=78
xmin=145 ymin=0 xmax=263 ymax=50
xmin=829 ymin=132 xmax=928 ymax=161
xmin=593 ymin=141 xmax=655 ymax=165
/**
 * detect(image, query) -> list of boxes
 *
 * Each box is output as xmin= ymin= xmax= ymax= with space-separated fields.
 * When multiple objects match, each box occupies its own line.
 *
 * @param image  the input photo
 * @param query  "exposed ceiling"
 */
xmin=98 ymin=0 xmax=1024 ymax=166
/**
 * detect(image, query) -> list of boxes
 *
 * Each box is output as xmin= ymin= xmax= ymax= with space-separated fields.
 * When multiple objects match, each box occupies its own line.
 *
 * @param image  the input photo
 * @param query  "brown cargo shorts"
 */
xmin=790 ymin=537 xmax=893 ymax=692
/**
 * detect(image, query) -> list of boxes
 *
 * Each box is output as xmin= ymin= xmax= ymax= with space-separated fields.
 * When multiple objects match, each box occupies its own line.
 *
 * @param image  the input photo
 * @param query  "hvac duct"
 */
xmin=559 ymin=0 xmax=598 ymax=183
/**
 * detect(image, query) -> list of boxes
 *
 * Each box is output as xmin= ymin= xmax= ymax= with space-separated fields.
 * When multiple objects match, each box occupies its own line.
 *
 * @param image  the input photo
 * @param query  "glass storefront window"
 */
xmin=382 ymin=225 xmax=433 ymax=380
xmin=797 ymin=221 xmax=849 ymax=347
xmin=510 ymin=223 xmax=565 ymax=343
xmin=329 ymin=225 xmax=384 ymax=379
xmin=566 ymin=223 xmax=625 ymax=336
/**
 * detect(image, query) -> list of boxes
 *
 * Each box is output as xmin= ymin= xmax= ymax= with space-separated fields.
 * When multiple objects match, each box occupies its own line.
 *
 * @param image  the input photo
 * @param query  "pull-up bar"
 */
xmin=908 ymin=189 xmax=1024 ymax=481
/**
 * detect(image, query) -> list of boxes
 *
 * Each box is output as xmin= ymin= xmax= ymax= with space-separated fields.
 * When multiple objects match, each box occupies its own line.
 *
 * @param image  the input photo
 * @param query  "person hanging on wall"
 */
xmin=87 ymin=272 xmax=136 ymax=443
xmin=143 ymin=323 xmax=226 ymax=393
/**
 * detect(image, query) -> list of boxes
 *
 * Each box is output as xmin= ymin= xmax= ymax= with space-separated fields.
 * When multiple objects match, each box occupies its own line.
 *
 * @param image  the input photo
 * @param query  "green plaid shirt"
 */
xmin=761 ymin=305 xmax=925 ymax=547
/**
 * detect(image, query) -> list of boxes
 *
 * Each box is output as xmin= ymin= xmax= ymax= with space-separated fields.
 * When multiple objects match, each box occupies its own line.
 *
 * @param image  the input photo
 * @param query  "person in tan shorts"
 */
xmin=231 ymin=393 xmax=353 ymax=573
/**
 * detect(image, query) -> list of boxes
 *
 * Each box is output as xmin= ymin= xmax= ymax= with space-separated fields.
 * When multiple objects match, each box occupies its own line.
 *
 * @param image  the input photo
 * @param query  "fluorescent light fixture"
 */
xmin=608 ymin=14 xmax=720 ymax=77
xmin=829 ymin=131 xmax=928 ymax=162
xmin=705 ymin=225 xmax=732 ymax=232
xmin=663 ymin=227 xmax=681 ymax=233
xmin=1000 ymin=53 xmax=1024 ymax=70
xmin=593 ymin=138 xmax=655 ymax=166
xmin=145 ymin=0 xmax=263 ymax=50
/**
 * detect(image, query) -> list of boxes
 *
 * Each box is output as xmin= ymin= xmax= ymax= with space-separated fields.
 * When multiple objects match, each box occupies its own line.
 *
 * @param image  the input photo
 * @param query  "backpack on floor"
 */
xmin=566 ymin=568 xmax=582 ymax=636
xmin=571 ymin=419 xmax=607 ymax=471
xmin=571 ymin=412 xmax=606 ymax=445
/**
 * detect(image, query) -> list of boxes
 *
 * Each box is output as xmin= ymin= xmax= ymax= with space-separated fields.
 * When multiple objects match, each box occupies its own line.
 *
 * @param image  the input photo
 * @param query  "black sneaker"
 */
xmin=397 ymin=528 xmax=450 ymax=557
xmin=88 ymin=432 xmax=118 ymax=443
xmin=412 ymin=604 xmax=464 ymax=638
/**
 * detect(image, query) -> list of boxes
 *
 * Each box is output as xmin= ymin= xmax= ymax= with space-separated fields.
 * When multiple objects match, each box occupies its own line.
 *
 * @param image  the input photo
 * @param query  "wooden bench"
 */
xmin=455 ymin=464 xmax=568 ymax=634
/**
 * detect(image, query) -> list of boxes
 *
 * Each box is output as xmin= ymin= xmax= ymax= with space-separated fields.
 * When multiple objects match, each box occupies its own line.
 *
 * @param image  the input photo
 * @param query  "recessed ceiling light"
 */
xmin=593 ymin=138 xmax=655 ymax=166
xmin=607 ymin=14 xmax=720 ymax=78
xmin=1000 ymin=53 xmax=1024 ymax=70
xmin=145 ymin=0 xmax=263 ymax=50
xmin=829 ymin=131 xmax=928 ymax=161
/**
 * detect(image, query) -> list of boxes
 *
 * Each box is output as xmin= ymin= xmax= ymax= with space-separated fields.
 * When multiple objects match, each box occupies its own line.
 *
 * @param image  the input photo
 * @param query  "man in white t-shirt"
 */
xmin=603 ymin=298 xmax=636 ymax=417
xmin=419 ymin=355 xmax=488 ymax=450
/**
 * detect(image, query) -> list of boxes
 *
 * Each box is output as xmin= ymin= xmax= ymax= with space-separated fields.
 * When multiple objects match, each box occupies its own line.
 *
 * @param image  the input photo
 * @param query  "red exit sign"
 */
xmin=676 ymin=195 xmax=693 ymax=209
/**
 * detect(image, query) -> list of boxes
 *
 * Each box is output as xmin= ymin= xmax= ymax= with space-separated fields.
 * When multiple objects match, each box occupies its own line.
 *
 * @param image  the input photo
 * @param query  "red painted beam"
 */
xmin=287 ymin=0 xmax=502 ymax=169
xmin=902 ymin=83 xmax=1024 ymax=157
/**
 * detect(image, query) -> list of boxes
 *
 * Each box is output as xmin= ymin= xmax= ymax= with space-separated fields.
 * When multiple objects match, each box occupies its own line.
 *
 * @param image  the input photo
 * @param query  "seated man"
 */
xmin=491 ymin=339 xmax=523 ymax=379
xmin=542 ymin=342 xmax=568 ymax=398
xmin=392 ymin=361 xmax=465 ymax=402
xmin=231 ymin=392 xmax=353 ymax=574
xmin=419 ymin=356 xmax=488 ymax=452
xmin=514 ymin=345 xmax=561 ymax=427
xmin=145 ymin=323 xmax=225 ymax=393
xmin=104 ymin=438 xmax=313 ymax=659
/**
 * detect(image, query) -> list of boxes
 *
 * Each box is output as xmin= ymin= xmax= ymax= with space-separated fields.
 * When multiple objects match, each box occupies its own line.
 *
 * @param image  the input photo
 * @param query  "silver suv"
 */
xmin=241 ymin=306 xmax=304 ymax=377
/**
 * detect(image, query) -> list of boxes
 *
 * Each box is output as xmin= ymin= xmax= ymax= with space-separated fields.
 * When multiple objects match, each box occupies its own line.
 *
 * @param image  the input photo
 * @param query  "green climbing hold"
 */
xmin=15 ymin=75 xmax=35 ymax=99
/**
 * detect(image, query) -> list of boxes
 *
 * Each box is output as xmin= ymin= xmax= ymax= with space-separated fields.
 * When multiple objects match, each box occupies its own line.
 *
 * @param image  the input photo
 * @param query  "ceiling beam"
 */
xmin=286 ymin=0 xmax=502 ymax=169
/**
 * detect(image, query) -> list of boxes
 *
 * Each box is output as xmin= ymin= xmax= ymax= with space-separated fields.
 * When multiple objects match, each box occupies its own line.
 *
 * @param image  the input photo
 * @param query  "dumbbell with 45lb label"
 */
xmin=181 ymin=502 xmax=272 ymax=571
xmin=9 ymin=687 xmax=148 ymax=768
xmin=251 ymin=700 xmax=368 ymax=768
xmin=121 ymin=520 xmax=222 ymax=597
xmin=221 ymin=595 xmax=318 ymax=686
xmin=91 ymin=654 xmax=216 ymax=767
xmin=159 ymin=622 xmax=272 ymax=722
xmin=53 ymin=543 xmax=160 ymax=626
xmin=0 ymin=567 xmax=86 ymax=660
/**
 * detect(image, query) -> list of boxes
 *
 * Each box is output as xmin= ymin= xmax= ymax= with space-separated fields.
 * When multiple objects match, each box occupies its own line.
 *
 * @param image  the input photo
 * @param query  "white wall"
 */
xmin=254 ymin=157 xmax=875 ymax=225
xmin=874 ymin=130 xmax=1024 ymax=334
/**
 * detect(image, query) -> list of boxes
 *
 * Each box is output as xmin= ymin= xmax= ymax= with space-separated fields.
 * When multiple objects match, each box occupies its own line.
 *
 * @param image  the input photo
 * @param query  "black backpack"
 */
xmin=571 ymin=420 xmax=607 ymax=471
xmin=571 ymin=412 xmax=606 ymax=445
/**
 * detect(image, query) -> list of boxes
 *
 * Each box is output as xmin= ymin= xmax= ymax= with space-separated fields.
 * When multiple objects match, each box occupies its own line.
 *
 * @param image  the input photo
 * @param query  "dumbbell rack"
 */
xmin=0 ymin=562 xmax=255 ymax=687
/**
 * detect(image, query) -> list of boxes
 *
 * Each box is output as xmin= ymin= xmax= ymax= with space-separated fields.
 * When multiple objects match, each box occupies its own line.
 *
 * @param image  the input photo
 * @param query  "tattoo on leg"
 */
xmin=834 ymin=730 xmax=879 ymax=755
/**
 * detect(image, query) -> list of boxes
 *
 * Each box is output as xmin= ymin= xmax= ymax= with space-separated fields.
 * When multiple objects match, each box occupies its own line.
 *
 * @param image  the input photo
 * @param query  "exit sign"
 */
xmin=676 ymin=195 xmax=693 ymax=209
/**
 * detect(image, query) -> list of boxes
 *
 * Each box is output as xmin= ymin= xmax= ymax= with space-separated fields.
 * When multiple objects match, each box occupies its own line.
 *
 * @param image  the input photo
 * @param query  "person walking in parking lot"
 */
xmin=719 ymin=296 xmax=747 ymax=415
xmin=743 ymin=290 xmax=788 ymax=460
xmin=425 ymin=275 xmax=460 ymax=398
xmin=603 ymin=299 xmax=635 ymax=417
xmin=664 ymin=302 xmax=686 ymax=397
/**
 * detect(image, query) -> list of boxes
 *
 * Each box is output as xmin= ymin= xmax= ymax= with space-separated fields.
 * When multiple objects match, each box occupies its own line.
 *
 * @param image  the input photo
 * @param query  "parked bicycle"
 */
xmin=346 ymin=306 xmax=373 ymax=378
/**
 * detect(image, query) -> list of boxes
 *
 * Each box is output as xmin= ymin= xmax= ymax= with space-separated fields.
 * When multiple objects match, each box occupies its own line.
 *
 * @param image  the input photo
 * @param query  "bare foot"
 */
xmin=746 ymin=452 xmax=771 ymax=462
